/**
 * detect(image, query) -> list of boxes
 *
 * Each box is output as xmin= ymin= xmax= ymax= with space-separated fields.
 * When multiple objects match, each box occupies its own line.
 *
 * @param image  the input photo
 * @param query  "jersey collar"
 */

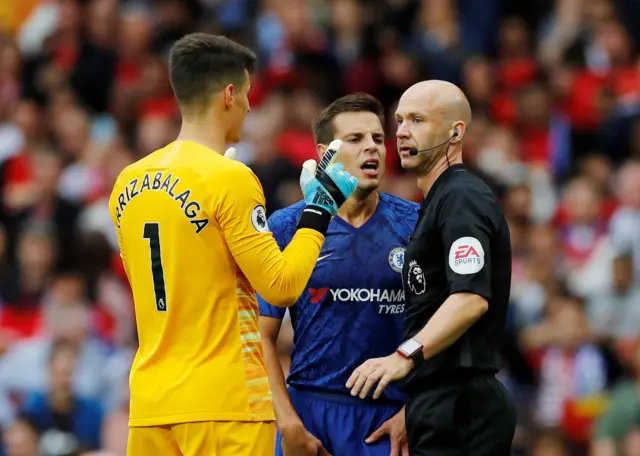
xmin=420 ymin=164 xmax=466 ymax=211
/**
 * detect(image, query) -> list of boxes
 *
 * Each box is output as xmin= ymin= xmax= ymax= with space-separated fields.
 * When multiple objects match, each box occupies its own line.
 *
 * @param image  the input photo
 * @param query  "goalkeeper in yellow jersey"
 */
xmin=108 ymin=33 xmax=358 ymax=456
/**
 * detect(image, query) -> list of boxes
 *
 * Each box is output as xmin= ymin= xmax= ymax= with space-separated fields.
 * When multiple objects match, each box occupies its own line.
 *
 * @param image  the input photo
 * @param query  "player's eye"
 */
xmin=347 ymin=137 xmax=360 ymax=143
xmin=413 ymin=118 xmax=423 ymax=124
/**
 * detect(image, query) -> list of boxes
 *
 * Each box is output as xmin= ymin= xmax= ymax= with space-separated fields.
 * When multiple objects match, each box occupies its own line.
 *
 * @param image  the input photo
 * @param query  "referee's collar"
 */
xmin=420 ymin=164 xmax=466 ymax=211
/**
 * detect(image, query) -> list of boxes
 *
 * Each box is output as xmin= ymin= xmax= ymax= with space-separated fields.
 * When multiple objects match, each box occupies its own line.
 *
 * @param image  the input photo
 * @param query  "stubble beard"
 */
xmin=410 ymin=143 xmax=449 ymax=177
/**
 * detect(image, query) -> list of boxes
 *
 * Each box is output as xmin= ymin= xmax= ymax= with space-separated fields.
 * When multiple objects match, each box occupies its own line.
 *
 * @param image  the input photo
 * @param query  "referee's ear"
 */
xmin=449 ymin=122 xmax=466 ymax=144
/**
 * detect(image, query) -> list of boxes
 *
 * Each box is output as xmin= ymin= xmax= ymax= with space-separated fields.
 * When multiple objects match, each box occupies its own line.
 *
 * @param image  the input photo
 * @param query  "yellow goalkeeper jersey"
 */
xmin=109 ymin=140 xmax=323 ymax=427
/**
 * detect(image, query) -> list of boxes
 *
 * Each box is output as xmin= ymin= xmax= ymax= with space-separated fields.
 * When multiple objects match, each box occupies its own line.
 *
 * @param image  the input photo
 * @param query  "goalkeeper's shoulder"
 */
xmin=199 ymin=156 xmax=263 ymax=193
xmin=208 ymin=154 xmax=258 ymax=179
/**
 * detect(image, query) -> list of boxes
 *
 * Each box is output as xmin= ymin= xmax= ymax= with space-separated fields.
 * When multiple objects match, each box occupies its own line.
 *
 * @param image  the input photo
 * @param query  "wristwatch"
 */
xmin=396 ymin=338 xmax=424 ymax=367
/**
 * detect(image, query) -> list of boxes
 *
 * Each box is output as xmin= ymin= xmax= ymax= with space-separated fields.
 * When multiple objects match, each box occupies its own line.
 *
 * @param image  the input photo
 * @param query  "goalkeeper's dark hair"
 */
xmin=313 ymin=93 xmax=385 ymax=145
xmin=168 ymin=33 xmax=256 ymax=115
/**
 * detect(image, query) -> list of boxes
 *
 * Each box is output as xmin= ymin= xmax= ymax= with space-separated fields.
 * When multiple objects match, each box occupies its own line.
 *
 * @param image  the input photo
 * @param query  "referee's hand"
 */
xmin=346 ymin=353 xmax=413 ymax=399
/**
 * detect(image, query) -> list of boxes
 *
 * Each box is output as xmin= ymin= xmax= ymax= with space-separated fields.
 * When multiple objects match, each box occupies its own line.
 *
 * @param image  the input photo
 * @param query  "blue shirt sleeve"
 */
xmin=257 ymin=294 xmax=286 ymax=318
xmin=257 ymin=205 xmax=300 ymax=319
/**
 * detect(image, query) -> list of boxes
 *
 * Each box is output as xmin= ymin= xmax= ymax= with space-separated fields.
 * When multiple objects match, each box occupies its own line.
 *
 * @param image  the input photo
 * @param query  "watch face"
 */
xmin=401 ymin=338 xmax=422 ymax=355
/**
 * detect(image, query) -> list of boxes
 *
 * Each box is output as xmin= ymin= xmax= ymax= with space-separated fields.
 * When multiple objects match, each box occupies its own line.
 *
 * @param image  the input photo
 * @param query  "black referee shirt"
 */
xmin=402 ymin=164 xmax=511 ymax=388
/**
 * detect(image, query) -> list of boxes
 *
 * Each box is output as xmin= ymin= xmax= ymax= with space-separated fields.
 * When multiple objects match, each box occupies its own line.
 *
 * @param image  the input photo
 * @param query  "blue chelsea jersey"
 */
xmin=258 ymin=193 xmax=419 ymax=403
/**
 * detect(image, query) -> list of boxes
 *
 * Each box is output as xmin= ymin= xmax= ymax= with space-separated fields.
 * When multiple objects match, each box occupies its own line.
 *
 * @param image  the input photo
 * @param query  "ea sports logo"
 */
xmin=449 ymin=237 xmax=484 ymax=275
xmin=454 ymin=244 xmax=480 ymax=260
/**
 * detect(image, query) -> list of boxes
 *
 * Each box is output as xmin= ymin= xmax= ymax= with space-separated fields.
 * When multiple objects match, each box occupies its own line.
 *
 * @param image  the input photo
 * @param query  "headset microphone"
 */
xmin=408 ymin=131 xmax=458 ymax=156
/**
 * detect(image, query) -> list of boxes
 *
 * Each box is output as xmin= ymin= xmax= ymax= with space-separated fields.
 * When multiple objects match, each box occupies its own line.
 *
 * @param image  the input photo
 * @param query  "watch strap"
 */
xmin=409 ymin=348 xmax=424 ymax=367
xmin=396 ymin=338 xmax=424 ymax=367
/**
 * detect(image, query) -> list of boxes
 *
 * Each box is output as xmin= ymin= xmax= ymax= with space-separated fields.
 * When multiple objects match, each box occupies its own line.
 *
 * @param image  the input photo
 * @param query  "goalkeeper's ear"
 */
xmin=224 ymin=147 xmax=237 ymax=160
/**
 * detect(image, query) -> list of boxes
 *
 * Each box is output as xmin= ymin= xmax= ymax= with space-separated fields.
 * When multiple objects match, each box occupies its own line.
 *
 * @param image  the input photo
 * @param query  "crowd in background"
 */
xmin=1 ymin=0 xmax=640 ymax=455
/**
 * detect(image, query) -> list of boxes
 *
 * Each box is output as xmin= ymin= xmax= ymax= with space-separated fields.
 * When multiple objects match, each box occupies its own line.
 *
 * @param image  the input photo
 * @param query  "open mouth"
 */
xmin=398 ymin=145 xmax=414 ymax=155
xmin=360 ymin=159 xmax=379 ymax=177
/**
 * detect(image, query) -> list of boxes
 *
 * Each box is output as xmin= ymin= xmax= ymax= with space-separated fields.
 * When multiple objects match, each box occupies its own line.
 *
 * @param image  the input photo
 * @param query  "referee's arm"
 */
xmin=414 ymin=192 xmax=491 ymax=359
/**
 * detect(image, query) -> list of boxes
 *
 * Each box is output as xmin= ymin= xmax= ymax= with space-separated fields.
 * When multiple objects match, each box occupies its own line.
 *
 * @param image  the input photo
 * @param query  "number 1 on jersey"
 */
xmin=143 ymin=223 xmax=167 ymax=312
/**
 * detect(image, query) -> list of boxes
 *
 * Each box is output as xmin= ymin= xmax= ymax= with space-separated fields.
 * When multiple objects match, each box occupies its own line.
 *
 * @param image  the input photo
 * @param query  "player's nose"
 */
xmin=396 ymin=126 xmax=411 ymax=140
xmin=362 ymin=135 xmax=378 ymax=152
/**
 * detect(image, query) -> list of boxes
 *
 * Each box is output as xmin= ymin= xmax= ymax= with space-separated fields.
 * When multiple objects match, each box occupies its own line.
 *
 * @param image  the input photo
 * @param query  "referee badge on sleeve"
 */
xmin=407 ymin=260 xmax=426 ymax=295
xmin=449 ymin=237 xmax=484 ymax=274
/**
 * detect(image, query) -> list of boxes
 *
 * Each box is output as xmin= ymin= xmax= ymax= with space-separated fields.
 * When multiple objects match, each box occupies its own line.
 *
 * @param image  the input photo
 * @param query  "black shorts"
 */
xmin=405 ymin=374 xmax=516 ymax=456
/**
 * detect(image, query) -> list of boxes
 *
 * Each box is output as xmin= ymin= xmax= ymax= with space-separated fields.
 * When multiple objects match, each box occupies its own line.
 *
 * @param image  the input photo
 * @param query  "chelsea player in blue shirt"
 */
xmin=259 ymin=93 xmax=418 ymax=456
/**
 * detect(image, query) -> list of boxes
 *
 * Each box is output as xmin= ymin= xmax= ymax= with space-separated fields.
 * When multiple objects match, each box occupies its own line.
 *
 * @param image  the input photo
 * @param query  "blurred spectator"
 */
xmin=1 ymin=414 xmax=39 ymax=456
xmin=98 ymin=376 xmax=128 ymax=456
xmin=587 ymin=253 xmax=640 ymax=343
xmin=20 ymin=340 xmax=103 ymax=454
xmin=2 ymin=147 xmax=80 ymax=271
xmin=274 ymin=87 xmax=323 ymax=167
xmin=556 ymin=176 xmax=613 ymax=297
xmin=609 ymin=161 xmax=640 ymax=282
xmin=1 ymin=0 xmax=640 ymax=453
xmin=0 ymin=289 xmax=127 ymax=427
xmin=534 ymin=296 xmax=608 ymax=437
xmin=531 ymin=430 xmax=570 ymax=456
xmin=624 ymin=423 xmax=640 ymax=456
xmin=0 ymin=222 xmax=58 ymax=341
xmin=245 ymin=119 xmax=301 ymax=215
xmin=593 ymin=344 xmax=640 ymax=456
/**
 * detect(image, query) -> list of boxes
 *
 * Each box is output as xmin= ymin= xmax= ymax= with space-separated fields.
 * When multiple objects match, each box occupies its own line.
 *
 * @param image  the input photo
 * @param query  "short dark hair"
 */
xmin=312 ymin=92 xmax=385 ymax=145
xmin=168 ymin=33 xmax=256 ymax=112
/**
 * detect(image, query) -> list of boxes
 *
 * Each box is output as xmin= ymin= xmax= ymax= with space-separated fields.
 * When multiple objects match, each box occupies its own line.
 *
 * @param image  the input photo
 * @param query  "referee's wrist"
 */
xmin=396 ymin=338 xmax=425 ymax=368
xmin=297 ymin=205 xmax=332 ymax=236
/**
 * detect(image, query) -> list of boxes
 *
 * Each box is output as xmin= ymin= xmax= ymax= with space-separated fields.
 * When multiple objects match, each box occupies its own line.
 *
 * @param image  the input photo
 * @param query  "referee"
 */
xmin=347 ymin=80 xmax=516 ymax=455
